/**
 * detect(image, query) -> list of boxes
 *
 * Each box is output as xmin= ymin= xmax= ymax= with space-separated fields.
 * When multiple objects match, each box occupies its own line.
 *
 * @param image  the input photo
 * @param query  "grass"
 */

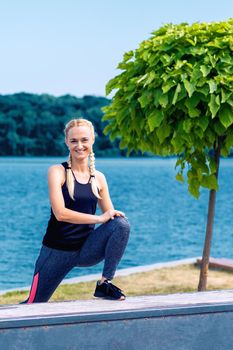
xmin=1 ymin=264 xmax=233 ymax=305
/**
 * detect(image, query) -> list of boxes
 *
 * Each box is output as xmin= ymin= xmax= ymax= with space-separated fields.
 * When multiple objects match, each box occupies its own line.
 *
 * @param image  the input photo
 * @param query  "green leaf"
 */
xmin=194 ymin=127 xmax=204 ymax=139
xmin=213 ymin=120 xmax=226 ymax=135
xmin=188 ymin=178 xmax=200 ymax=199
xmin=123 ymin=50 xmax=134 ymax=62
xmin=183 ymin=119 xmax=192 ymax=133
xmin=171 ymin=135 xmax=184 ymax=151
xmin=197 ymin=85 xmax=209 ymax=96
xmin=219 ymin=105 xmax=233 ymax=128
xmin=172 ymin=83 xmax=181 ymax=104
xmin=137 ymin=74 xmax=148 ymax=84
xmin=184 ymin=80 xmax=195 ymax=97
xmin=138 ymin=92 xmax=150 ymax=108
xmin=162 ymin=80 xmax=176 ymax=93
xmin=221 ymin=145 xmax=229 ymax=157
xmin=103 ymin=124 xmax=113 ymax=135
xmin=221 ymin=88 xmax=232 ymax=103
xmin=144 ymin=71 xmax=157 ymax=86
xmin=208 ymin=80 xmax=217 ymax=93
xmin=119 ymin=138 xmax=129 ymax=149
xmin=197 ymin=115 xmax=209 ymax=131
xmin=225 ymin=132 xmax=233 ymax=150
xmin=187 ymin=106 xmax=200 ymax=118
xmin=154 ymin=89 xmax=163 ymax=107
xmin=200 ymin=174 xmax=218 ymax=190
xmin=226 ymin=98 xmax=233 ymax=107
xmin=206 ymin=129 xmax=216 ymax=144
xmin=109 ymin=129 xmax=119 ymax=142
xmin=197 ymin=160 xmax=209 ymax=174
xmin=200 ymin=65 xmax=211 ymax=77
xmin=148 ymin=110 xmax=164 ymax=131
xmin=208 ymin=94 xmax=220 ymax=118
xmin=105 ymin=76 xmax=120 ymax=95
xmin=156 ymin=122 xmax=171 ymax=143
xmin=208 ymin=157 xmax=217 ymax=173
xmin=176 ymin=173 xmax=184 ymax=183
xmin=158 ymin=94 xmax=169 ymax=108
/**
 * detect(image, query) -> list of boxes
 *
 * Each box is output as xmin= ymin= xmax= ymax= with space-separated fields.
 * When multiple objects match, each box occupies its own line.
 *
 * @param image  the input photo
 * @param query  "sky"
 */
xmin=0 ymin=0 xmax=233 ymax=98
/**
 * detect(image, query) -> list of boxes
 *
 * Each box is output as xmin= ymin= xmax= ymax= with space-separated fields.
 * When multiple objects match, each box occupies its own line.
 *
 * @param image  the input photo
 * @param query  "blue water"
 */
xmin=0 ymin=157 xmax=232 ymax=291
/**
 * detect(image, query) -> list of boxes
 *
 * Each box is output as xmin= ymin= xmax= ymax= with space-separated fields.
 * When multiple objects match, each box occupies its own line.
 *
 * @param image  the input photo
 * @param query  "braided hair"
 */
xmin=64 ymin=119 xmax=101 ymax=200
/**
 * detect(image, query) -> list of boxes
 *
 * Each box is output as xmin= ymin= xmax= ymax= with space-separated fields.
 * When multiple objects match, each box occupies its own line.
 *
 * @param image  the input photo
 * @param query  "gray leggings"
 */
xmin=23 ymin=216 xmax=130 ymax=303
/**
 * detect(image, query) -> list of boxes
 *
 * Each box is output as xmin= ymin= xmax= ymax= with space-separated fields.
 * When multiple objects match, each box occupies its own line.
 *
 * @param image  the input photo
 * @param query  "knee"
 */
xmin=114 ymin=216 xmax=130 ymax=236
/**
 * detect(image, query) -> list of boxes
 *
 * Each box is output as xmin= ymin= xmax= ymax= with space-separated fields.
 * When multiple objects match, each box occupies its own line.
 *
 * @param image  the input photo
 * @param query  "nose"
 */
xmin=76 ymin=141 xmax=83 ymax=149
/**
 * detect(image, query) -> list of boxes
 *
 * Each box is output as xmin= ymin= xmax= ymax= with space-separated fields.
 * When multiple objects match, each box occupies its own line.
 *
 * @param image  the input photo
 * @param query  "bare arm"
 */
xmin=48 ymin=165 xmax=102 ymax=224
xmin=97 ymin=171 xmax=125 ymax=220
xmin=97 ymin=172 xmax=114 ymax=213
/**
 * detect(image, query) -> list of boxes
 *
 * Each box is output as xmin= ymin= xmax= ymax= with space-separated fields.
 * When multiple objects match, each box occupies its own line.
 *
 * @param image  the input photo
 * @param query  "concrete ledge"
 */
xmin=1 ymin=290 xmax=233 ymax=350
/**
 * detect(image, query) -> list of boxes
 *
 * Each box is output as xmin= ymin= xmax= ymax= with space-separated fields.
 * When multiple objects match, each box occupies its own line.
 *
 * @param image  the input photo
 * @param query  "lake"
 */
xmin=0 ymin=157 xmax=232 ymax=291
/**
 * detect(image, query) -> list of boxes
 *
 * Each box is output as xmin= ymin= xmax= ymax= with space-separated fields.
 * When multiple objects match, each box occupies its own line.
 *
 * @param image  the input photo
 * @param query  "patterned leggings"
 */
xmin=21 ymin=216 xmax=130 ymax=303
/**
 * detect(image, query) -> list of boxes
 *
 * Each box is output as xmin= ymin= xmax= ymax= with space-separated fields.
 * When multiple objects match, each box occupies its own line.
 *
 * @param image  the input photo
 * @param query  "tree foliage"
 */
xmin=0 ymin=92 xmax=130 ymax=157
xmin=103 ymin=19 xmax=233 ymax=197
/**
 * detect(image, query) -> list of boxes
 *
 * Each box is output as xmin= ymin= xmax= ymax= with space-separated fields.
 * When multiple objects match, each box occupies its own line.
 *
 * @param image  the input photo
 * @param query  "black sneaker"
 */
xmin=94 ymin=280 xmax=126 ymax=300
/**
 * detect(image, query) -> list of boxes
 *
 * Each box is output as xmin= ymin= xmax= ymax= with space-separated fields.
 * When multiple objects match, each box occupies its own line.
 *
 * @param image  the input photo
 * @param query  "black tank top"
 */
xmin=42 ymin=162 xmax=98 ymax=251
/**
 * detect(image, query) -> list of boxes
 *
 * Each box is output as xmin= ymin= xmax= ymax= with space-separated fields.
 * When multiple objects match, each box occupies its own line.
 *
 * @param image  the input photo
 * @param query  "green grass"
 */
xmin=1 ymin=264 xmax=233 ymax=305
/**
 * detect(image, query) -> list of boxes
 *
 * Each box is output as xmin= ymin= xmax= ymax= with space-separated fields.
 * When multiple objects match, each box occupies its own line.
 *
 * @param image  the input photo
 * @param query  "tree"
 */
xmin=102 ymin=19 xmax=233 ymax=291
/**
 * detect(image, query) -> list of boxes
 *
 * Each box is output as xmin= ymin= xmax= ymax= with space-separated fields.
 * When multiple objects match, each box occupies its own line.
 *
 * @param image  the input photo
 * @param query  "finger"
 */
xmin=115 ymin=211 xmax=125 ymax=216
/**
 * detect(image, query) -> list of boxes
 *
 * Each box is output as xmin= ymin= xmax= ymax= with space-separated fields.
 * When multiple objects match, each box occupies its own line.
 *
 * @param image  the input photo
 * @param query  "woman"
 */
xmin=21 ymin=118 xmax=130 ymax=303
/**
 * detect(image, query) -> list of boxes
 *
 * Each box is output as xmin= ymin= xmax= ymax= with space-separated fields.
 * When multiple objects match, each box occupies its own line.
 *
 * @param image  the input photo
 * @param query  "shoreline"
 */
xmin=0 ymin=257 xmax=199 ymax=296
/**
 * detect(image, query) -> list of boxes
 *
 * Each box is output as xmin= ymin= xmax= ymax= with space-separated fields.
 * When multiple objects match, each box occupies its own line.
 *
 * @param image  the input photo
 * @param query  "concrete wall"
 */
xmin=1 ymin=302 xmax=233 ymax=350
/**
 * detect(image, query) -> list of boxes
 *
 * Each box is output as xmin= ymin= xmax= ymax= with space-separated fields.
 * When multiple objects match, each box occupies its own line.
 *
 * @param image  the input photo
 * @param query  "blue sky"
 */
xmin=1 ymin=0 xmax=232 ymax=97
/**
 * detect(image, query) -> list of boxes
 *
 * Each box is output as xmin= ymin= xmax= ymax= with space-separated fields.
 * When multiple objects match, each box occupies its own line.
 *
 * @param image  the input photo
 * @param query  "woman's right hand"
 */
xmin=99 ymin=209 xmax=125 ymax=224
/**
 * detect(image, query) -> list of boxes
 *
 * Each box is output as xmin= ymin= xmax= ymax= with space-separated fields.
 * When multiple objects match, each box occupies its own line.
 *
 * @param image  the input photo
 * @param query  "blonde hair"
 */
xmin=64 ymin=118 xmax=101 ymax=200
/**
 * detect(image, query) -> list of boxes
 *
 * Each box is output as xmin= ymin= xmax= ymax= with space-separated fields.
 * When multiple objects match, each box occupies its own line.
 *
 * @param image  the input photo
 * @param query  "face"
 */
xmin=65 ymin=125 xmax=94 ymax=160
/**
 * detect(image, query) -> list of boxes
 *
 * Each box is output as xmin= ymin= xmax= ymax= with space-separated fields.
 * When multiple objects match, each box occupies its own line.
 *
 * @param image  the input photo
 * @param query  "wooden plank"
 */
xmin=196 ymin=257 xmax=233 ymax=271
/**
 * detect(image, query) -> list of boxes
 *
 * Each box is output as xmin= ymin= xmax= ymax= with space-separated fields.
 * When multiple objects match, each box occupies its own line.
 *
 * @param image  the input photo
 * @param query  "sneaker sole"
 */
xmin=94 ymin=291 xmax=126 ymax=301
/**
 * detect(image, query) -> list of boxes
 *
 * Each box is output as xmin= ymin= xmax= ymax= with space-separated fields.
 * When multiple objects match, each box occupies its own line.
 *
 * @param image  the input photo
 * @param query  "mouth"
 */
xmin=75 ymin=149 xmax=86 ymax=154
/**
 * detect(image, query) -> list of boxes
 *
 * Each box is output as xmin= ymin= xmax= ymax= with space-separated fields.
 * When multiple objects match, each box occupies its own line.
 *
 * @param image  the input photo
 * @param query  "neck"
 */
xmin=70 ymin=158 xmax=89 ymax=173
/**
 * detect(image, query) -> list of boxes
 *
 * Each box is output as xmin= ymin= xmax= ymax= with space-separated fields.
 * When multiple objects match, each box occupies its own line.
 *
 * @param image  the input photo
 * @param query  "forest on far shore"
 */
xmin=0 ymin=92 xmax=232 ymax=158
xmin=0 ymin=92 xmax=136 ymax=157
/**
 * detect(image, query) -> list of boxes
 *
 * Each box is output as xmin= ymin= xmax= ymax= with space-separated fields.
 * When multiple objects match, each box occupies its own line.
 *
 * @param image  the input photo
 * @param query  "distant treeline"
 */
xmin=0 ymin=93 xmax=136 ymax=157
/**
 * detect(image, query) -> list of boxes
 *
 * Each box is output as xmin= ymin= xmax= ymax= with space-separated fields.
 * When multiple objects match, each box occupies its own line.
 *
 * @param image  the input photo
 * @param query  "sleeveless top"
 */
xmin=42 ymin=162 xmax=98 ymax=251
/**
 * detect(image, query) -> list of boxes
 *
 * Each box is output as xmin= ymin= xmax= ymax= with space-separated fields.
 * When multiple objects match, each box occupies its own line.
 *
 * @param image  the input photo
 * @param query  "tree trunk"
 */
xmin=198 ymin=139 xmax=221 ymax=292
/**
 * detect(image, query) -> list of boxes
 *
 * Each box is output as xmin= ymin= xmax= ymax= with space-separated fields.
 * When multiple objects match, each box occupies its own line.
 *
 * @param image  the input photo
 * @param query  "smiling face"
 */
xmin=65 ymin=125 xmax=94 ymax=161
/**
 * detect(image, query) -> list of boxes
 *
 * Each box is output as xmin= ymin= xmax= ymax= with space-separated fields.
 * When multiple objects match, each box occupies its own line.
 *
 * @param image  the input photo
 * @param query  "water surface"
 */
xmin=0 ymin=157 xmax=232 ymax=291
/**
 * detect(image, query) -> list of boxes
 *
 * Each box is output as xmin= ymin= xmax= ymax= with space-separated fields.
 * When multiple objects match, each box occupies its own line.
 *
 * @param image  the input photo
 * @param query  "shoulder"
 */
xmin=48 ymin=164 xmax=66 ymax=184
xmin=95 ymin=170 xmax=107 ymax=183
xmin=48 ymin=164 xmax=66 ymax=175
xmin=95 ymin=170 xmax=108 ymax=191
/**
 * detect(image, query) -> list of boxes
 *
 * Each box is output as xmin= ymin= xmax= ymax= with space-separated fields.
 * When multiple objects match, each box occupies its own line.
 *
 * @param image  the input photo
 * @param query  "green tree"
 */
xmin=102 ymin=19 xmax=233 ymax=291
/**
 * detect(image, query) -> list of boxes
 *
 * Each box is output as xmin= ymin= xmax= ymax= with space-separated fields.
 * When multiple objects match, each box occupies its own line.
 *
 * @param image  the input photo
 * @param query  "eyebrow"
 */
xmin=69 ymin=137 xmax=89 ymax=141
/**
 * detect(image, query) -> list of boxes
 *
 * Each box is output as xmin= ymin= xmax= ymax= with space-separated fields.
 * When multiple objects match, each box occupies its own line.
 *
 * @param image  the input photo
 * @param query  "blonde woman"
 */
xmin=21 ymin=119 xmax=130 ymax=303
